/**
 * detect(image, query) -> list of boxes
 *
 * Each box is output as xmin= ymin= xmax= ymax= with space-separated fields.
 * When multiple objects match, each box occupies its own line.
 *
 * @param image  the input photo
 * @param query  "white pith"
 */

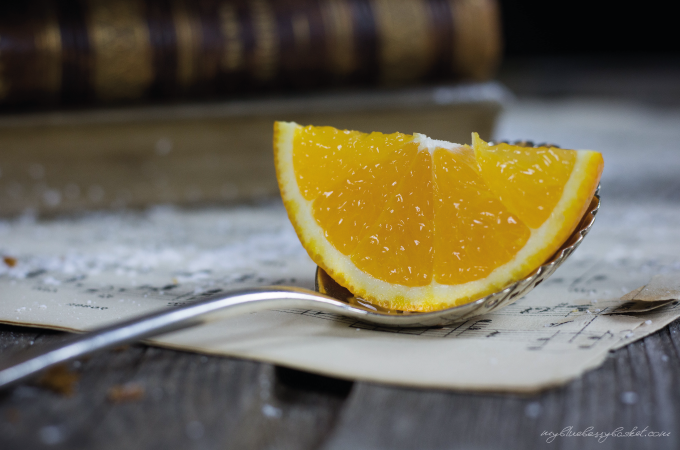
xmin=276 ymin=121 xmax=598 ymax=310
xmin=413 ymin=133 xmax=462 ymax=154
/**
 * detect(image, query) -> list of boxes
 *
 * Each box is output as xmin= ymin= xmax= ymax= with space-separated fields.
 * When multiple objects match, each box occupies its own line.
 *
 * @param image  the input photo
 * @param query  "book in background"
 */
xmin=0 ymin=0 xmax=500 ymax=108
xmin=0 ymin=0 xmax=504 ymax=216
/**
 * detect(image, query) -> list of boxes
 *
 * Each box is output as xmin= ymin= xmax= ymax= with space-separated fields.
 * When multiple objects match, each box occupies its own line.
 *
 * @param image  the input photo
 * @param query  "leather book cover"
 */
xmin=0 ymin=0 xmax=501 ymax=109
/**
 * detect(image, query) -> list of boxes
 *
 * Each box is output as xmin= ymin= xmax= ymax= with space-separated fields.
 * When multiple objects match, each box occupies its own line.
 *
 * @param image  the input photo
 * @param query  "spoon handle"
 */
xmin=0 ymin=286 xmax=358 ymax=389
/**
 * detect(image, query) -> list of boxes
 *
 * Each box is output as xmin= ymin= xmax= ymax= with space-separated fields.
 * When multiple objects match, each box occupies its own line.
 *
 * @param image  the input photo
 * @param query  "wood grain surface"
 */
xmin=0 ymin=318 xmax=678 ymax=450
xmin=2 ymin=68 xmax=680 ymax=449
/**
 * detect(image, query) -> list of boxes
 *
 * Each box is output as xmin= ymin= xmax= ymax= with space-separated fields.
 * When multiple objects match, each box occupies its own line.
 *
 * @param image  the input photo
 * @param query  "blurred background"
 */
xmin=499 ymin=0 xmax=679 ymax=103
xmin=0 ymin=0 xmax=678 ymax=216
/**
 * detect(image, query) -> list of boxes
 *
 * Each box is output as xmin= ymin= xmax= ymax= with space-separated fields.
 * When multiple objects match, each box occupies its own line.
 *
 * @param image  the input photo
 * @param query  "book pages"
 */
xmin=1 ymin=201 xmax=679 ymax=392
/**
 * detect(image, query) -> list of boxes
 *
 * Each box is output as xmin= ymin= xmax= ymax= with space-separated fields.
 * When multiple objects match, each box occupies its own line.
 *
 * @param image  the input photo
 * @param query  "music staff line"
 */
xmin=272 ymin=308 xmax=621 ymax=349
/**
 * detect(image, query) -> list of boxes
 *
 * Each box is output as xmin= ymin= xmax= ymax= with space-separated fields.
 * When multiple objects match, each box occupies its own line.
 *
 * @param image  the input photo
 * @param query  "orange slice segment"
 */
xmin=274 ymin=122 xmax=604 ymax=312
xmin=432 ymin=146 xmax=531 ymax=285
xmin=350 ymin=149 xmax=434 ymax=286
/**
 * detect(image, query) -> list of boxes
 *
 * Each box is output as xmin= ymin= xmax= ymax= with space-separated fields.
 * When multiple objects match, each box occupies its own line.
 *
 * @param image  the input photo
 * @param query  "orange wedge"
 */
xmin=274 ymin=122 xmax=603 ymax=312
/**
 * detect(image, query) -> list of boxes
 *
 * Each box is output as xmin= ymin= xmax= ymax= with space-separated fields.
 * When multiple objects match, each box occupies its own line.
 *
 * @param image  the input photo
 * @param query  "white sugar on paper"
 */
xmin=1 ymin=201 xmax=680 ymax=392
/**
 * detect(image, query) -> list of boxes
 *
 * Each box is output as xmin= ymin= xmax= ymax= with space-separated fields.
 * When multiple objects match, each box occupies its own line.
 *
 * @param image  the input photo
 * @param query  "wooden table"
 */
xmin=0 ymin=320 xmax=678 ymax=450
xmin=2 ymin=68 xmax=680 ymax=449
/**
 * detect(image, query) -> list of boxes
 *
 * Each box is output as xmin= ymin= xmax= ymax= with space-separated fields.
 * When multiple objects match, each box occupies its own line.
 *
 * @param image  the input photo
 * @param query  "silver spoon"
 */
xmin=0 ymin=190 xmax=599 ymax=389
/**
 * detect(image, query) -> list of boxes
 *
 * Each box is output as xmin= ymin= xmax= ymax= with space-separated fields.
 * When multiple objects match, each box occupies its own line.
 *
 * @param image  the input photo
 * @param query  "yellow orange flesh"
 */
xmin=275 ymin=122 xmax=604 ymax=311
xmin=350 ymin=149 xmax=434 ymax=286
xmin=433 ymin=147 xmax=531 ymax=284
xmin=472 ymin=134 xmax=577 ymax=229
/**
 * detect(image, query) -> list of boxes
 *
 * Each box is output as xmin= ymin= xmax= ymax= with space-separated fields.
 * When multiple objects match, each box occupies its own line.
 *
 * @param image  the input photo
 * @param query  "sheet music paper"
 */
xmin=1 ymin=201 xmax=679 ymax=392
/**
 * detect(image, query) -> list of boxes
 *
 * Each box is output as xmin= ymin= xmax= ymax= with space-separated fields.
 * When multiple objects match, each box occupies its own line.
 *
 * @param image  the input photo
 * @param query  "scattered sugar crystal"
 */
xmin=262 ymin=404 xmax=282 ymax=418
xmin=155 ymin=138 xmax=173 ymax=156
xmin=524 ymin=402 xmax=542 ymax=418
xmin=645 ymin=320 xmax=652 ymax=325
xmin=43 ymin=276 xmax=61 ymax=285
xmin=43 ymin=189 xmax=62 ymax=207
xmin=39 ymin=425 xmax=64 ymax=445
xmin=620 ymin=391 xmax=638 ymax=405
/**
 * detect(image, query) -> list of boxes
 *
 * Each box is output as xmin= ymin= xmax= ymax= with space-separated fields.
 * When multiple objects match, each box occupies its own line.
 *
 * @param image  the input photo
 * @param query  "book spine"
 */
xmin=0 ymin=0 xmax=501 ymax=108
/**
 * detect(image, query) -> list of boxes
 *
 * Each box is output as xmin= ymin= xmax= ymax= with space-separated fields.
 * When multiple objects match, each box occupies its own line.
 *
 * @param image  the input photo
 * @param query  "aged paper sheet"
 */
xmin=1 ymin=201 xmax=679 ymax=392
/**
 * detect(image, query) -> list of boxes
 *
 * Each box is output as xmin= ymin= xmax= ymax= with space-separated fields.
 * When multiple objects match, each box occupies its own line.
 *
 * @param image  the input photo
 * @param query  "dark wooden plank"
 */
xmin=1 ymin=320 xmax=679 ymax=450
xmin=0 ymin=324 xmax=351 ymax=450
